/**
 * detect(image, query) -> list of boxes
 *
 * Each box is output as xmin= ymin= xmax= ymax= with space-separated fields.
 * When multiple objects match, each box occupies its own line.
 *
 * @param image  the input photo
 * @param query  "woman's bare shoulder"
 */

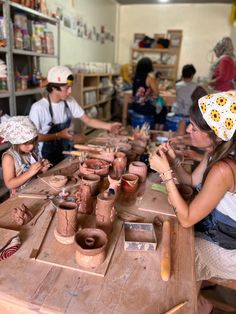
xmin=210 ymin=160 xmax=236 ymax=190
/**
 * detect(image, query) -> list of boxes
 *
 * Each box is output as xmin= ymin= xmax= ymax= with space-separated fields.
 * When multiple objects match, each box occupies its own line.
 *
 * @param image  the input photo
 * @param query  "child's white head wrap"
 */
xmin=0 ymin=116 xmax=38 ymax=144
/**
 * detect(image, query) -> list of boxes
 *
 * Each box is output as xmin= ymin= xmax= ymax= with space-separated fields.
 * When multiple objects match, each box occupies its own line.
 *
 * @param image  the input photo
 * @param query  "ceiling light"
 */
xmin=158 ymin=0 xmax=170 ymax=3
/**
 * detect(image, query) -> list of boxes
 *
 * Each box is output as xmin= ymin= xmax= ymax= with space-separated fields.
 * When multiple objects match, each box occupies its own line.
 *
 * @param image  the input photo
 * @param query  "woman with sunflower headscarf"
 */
xmin=149 ymin=91 xmax=236 ymax=313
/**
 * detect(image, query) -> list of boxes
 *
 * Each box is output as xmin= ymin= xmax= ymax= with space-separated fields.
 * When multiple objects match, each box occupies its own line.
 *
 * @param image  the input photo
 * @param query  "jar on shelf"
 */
xmin=14 ymin=27 xmax=23 ymax=50
xmin=20 ymin=76 xmax=28 ymax=90
xmin=0 ymin=78 xmax=7 ymax=91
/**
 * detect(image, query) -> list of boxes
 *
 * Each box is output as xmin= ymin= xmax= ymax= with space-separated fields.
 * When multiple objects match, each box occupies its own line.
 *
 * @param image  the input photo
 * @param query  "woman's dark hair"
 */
xmin=134 ymin=57 xmax=154 ymax=80
xmin=189 ymin=103 xmax=236 ymax=182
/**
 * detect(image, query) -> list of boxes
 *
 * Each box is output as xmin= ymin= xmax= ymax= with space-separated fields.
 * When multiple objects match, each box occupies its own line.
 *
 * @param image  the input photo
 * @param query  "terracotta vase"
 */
xmin=96 ymin=191 xmax=116 ymax=235
xmin=81 ymin=174 xmax=100 ymax=196
xmin=74 ymin=228 xmax=108 ymax=268
xmin=121 ymin=173 xmax=139 ymax=193
xmin=75 ymin=184 xmax=93 ymax=214
xmin=57 ymin=202 xmax=78 ymax=237
xmin=112 ymin=152 xmax=127 ymax=179
xmin=108 ymin=174 xmax=121 ymax=195
xmin=128 ymin=161 xmax=147 ymax=183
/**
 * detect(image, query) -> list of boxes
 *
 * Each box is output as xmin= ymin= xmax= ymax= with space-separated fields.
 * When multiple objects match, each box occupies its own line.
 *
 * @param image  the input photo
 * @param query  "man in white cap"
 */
xmin=29 ymin=65 xmax=122 ymax=165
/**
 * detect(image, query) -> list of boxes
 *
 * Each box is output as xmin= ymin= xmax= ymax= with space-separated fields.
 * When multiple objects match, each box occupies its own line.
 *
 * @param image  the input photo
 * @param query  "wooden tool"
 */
xmin=63 ymin=150 xmax=114 ymax=162
xmin=17 ymin=193 xmax=55 ymax=200
xmin=162 ymin=301 xmax=188 ymax=314
xmin=74 ymin=144 xmax=103 ymax=152
xmin=160 ymin=220 xmax=171 ymax=282
xmin=29 ymin=202 xmax=56 ymax=260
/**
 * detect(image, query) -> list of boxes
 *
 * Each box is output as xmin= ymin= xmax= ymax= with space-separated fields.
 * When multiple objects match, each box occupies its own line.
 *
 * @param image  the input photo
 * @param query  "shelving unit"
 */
xmin=71 ymin=73 xmax=116 ymax=134
xmin=0 ymin=0 xmax=60 ymax=116
xmin=131 ymin=30 xmax=182 ymax=85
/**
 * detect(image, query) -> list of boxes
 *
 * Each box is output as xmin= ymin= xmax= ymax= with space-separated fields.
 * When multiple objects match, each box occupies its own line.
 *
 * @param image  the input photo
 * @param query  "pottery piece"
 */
xmin=79 ymin=159 xmax=110 ymax=176
xmin=11 ymin=203 xmax=33 ymax=225
xmin=56 ymin=201 xmax=78 ymax=237
xmin=75 ymin=184 xmax=93 ymax=214
xmin=121 ymin=173 xmax=139 ymax=193
xmin=117 ymin=143 xmax=132 ymax=154
xmin=49 ymin=175 xmax=68 ymax=188
xmin=177 ymin=184 xmax=193 ymax=203
xmin=131 ymin=143 xmax=146 ymax=155
xmin=96 ymin=191 xmax=116 ymax=235
xmin=81 ymin=174 xmax=100 ymax=196
xmin=128 ymin=161 xmax=147 ymax=183
xmin=108 ymin=174 xmax=121 ymax=195
xmin=112 ymin=152 xmax=127 ymax=179
xmin=74 ymin=228 xmax=108 ymax=268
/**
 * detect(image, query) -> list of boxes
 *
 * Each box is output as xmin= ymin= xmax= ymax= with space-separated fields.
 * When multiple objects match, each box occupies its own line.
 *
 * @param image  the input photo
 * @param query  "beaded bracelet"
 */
xmin=161 ymin=177 xmax=174 ymax=185
xmin=160 ymin=169 xmax=173 ymax=177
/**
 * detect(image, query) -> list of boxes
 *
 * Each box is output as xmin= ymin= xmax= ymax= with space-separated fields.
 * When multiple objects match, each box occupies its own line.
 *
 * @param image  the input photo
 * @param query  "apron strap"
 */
xmin=47 ymin=95 xmax=73 ymax=126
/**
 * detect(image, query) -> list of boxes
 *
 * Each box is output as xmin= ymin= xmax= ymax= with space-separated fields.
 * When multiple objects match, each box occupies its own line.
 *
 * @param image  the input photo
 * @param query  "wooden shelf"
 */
xmin=71 ymin=73 xmax=114 ymax=133
xmin=131 ymin=30 xmax=182 ymax=83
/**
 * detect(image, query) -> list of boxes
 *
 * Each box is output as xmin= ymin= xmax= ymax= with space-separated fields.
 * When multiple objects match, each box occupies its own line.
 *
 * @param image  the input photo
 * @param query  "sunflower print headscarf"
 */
xmin=198 ymin=91 xmax=236 ymax=141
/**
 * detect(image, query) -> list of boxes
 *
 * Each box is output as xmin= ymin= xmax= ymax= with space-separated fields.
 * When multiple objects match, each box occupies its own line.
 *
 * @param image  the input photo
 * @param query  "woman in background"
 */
xmin=209 ymin=37 xmax=236 ymax=91
xmin=130 ymin=57 xmax=167 ymax=129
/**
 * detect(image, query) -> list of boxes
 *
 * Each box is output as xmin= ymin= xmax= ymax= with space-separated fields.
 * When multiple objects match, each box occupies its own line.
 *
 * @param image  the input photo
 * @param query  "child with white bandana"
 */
xmin=0 ymin=116 xmax=51 ymax=196
xmin=149 ymin=91 xmax=236 ymax=313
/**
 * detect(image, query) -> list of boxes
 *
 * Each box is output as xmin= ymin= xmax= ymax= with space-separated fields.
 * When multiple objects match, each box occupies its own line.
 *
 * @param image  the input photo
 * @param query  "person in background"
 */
xmin=172 ymin=64 xmax=197 ymax=116
xmin=149 ymin=91 xmax=236 ymax=313
xmin=0 ymin=116 xmax=51 ymax=196
xmin=29 ymin=65 xmax=122 ymax=165
xmin=208 ymin=37 xmax=236 ymax=91
xmin=120 ymin=64 xmax=132 ymax=91
xmin=130 ymin=57 xmax=167 ymax=129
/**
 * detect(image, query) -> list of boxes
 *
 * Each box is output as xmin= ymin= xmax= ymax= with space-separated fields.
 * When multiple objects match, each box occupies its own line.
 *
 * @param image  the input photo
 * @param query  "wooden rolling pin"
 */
xmin=63 ymin=150 xmax=114 ymax=162
xmin=17 ymin=193 xmax=55 ymax=200
xmin=160 ymin=220 xmax=171 ymax=282
xmin=74 ymin=144 xmax=103 ymax=152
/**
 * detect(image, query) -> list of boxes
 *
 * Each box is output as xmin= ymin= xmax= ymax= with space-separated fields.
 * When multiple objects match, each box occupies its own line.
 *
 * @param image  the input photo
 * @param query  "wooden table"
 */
xmin=122 ymin=90 xmax=176 ymax=126
xmin=0 ymin=159 xmax=197 ymax=314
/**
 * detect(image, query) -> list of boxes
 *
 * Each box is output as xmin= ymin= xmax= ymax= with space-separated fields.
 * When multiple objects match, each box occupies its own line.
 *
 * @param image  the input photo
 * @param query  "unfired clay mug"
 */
xmin=128 ymin=161 xmax=147 ymax=183
xmin=121 ymin=173 xmax=139 ymax=193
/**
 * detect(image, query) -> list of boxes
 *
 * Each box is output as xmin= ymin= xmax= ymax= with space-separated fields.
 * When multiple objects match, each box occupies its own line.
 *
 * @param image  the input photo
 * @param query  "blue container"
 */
xmin=130 ymin=112 xmax=155 ymax=129
xmin=164 ymin=115 xmax=190 ymax=132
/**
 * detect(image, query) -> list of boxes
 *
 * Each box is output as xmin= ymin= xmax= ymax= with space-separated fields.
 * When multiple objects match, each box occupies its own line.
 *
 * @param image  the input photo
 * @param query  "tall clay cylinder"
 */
xmin=96 ymin=191 xmax=116 ymax=235
xmin=128 ymin=161 xmax=147 ymax=183
xmin=57 ymin=202 xmax=78 ymax=237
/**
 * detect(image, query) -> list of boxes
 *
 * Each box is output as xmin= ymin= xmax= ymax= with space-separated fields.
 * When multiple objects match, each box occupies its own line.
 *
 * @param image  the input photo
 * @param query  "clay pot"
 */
xmin=79 ymin=159 xmax=110 ymax=176
xmin=128 ymin=161 xmax=147 ymax=183
xmin=177 ymin=184 xmax=193 ymax=203
xmin=56 ymin=202 xmax=78 ymax=237
xmin=121 ymin=173 xmax=139 ymax=193
xmin=49 ymin=175 xmax=68 ymax=188
xmin=74 ymin=228 xmax=108 ymax=268
xmin=112 ymin=152 xmax=127 ymax=179
xmin=108 ymin=174 xmax=121 ymax=195
xmin=132 ymin=144 xmax=146 ymax=155
xmin=81 ymin=174 xmax=100 ymax=196
xmin=117 ymin=143 xmax=132 ymax=154
xmin=96 ymin=191 xmax=116 ymax=235
xmin=75 ymin=184 xmax=93 ymax=214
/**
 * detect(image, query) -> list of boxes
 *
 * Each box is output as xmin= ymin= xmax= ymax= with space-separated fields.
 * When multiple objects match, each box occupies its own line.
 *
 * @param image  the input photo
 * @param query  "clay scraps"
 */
xmin=11 ymin=203 xmax=33 ymax=225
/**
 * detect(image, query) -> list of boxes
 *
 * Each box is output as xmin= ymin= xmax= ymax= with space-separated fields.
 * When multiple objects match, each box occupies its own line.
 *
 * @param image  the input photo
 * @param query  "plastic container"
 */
xmin=164 ymin=115 xmax=190 ymax=132
xmin=130 ymin=111 xmax=154 ymax=129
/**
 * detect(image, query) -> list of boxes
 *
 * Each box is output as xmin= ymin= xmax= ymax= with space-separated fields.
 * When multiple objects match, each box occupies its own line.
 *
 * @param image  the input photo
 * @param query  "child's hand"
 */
xmin=41 ymin=159 xmax=52 ymax=172
xmin=29 ymin=162 xmax=43 ymax=176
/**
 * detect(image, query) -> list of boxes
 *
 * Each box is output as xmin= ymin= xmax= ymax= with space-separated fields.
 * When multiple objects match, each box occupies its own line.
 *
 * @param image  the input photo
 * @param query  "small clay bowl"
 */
xmin=49 ymin=175 xmax=68 ymax=188
xmin=79 ymin=159 xmax=110 ymax=176
xmin=74 ymin=228 xmax=108 ymax=268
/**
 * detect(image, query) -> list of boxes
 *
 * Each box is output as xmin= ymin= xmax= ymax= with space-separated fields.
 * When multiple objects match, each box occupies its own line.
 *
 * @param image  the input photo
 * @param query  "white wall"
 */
xmin=117 ymin=3 xmax=232 ymax=79
xmin=41 ymin=0 xmax=118 ymax=74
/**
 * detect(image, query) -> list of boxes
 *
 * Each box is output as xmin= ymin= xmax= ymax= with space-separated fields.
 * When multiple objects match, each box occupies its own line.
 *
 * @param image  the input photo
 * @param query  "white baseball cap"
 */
xmin=47 ymin=65 xmax=73 ymax=84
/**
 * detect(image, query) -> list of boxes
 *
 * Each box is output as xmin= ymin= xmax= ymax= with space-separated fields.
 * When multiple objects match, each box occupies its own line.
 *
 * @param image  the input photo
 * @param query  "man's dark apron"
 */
xmin=41 ymin=96 xmax=73 ymax=165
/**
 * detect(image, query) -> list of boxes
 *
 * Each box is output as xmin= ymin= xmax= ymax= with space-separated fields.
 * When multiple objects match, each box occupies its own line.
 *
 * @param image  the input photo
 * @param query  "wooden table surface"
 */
xmin=0 ymin=158 xmax=197 ymax=314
